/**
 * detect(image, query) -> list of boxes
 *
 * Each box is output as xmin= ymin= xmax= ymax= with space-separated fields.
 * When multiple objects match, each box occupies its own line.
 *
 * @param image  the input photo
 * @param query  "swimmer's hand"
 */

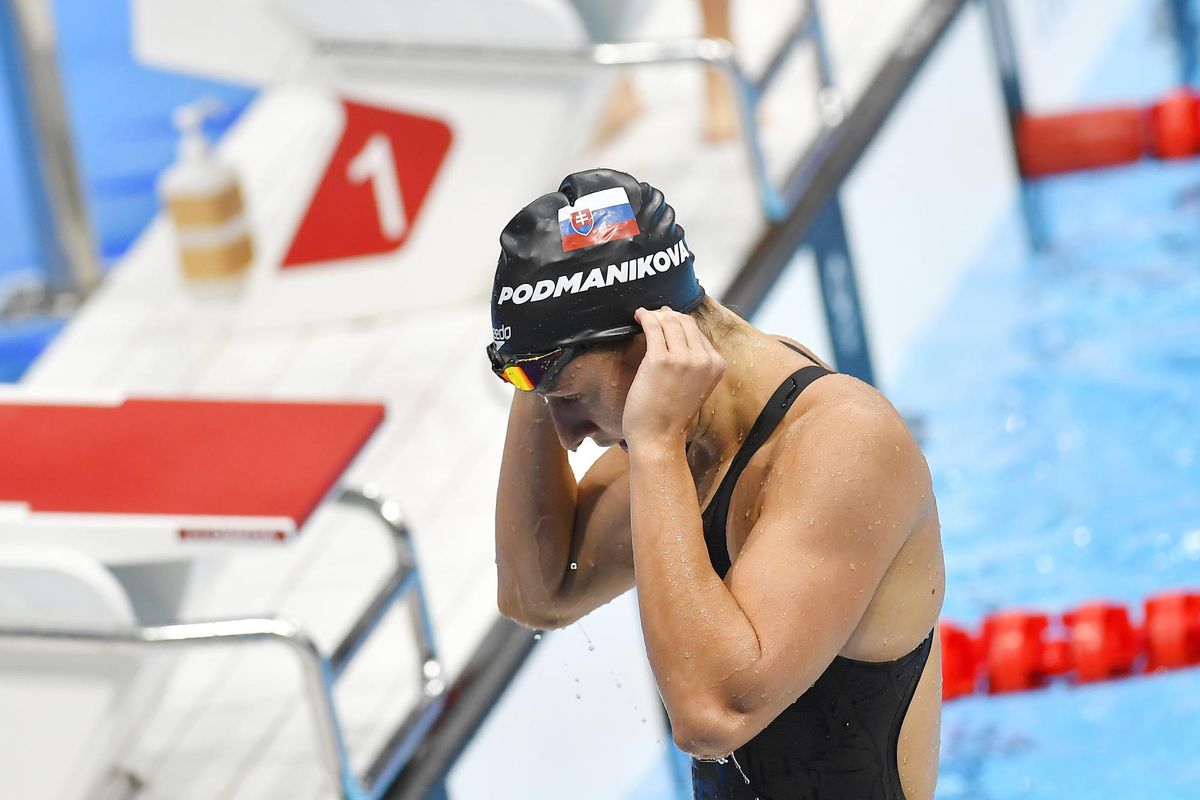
xmin=623 ymin=306 xmax=726 ymax=450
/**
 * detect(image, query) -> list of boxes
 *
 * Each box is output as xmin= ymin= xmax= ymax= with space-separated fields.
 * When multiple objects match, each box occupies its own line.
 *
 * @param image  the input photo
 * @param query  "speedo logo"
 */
xmin=492 ymin=324 xmax=511 ymax=348
xmin=497 ymin=240 xmax=691 ymax=306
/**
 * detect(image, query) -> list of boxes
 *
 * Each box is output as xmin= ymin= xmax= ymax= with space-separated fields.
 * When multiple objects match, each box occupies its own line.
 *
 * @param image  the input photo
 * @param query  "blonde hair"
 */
xmin=588 ymin=295 xmax=748 ymax=361
xmin=688 ymin=294 xmax=748 ymax=350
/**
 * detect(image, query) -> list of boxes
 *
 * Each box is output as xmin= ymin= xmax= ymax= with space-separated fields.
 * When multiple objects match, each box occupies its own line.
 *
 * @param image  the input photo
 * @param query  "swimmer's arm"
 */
xmin=495 ymin=392 xmax=635 ymax=628
xmin=495 ymin=390 xmax=581 ymax=627
xmin=626 ymin=435 xmax=765 ymax=755
xmin=629 ymin=399 xmax=925 ymax=758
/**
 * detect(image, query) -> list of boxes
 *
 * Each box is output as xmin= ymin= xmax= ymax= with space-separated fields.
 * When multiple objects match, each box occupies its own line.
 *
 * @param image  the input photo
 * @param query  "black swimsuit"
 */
xmin=689 ymin=342 xmax=934 ymax=800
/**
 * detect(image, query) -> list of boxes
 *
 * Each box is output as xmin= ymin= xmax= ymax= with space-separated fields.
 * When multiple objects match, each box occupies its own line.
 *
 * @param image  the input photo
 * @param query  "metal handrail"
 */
xmin=313 ymin=1 xmax=834 ymax=221
xmin=0 ymin=617 xmax=356 ymax=790
xmin=727 ymin=0 xmax=967 ymax=315
xmin=384 ymin=616 xmax=538 ymax=800
xmin=0 ymin=484 xmax=445 ymax=800
xmin=0 ymin=0 xmax=100 ymax=309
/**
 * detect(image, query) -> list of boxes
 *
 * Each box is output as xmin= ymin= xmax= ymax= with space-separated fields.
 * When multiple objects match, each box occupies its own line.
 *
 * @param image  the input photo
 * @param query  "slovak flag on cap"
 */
xmin=558 ymin=187 xmax=641 ymax=252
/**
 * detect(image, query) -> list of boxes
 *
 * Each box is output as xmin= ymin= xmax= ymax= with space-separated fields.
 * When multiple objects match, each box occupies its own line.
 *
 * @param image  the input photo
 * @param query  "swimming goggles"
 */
xmin=486 ymin=343 xmax=581 ymax=392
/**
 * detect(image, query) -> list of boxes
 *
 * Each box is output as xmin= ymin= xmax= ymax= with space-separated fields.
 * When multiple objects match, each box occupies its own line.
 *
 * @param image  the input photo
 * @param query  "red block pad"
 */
xmin=981 ymin=612 xmax=1049 ymax=694
xmin=939 ymin=621 xmax=978 ymax=700
xmin=1016 ymin=108 xmax=1149 ymax=178
xmin=1144 ymin=592 xmax=1200 ymax=672
xmin=0 ymin=398 xmax=385 ymax=529
xmin=1062 ymin=603 xmax=1139 ymax=683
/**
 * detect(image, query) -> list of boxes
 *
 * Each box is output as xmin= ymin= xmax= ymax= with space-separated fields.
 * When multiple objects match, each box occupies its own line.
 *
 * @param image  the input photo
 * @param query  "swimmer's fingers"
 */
xmin=634 ymin=307 xmax=667 ymax=357
xmin=677 ymin=311 xmax=726 ymax=388
xmin=655 ymin=306 xmax=691 ymax=354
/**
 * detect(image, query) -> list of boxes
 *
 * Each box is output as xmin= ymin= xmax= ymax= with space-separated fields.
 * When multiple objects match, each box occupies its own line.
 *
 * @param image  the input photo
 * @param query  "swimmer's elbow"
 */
xmin=672 ymin=728 xmax=727 ymax=760
xmin=496 ymin=590 xmax=580 ymax=631
xmin=670 ymin=703 xmax=748 ymax=759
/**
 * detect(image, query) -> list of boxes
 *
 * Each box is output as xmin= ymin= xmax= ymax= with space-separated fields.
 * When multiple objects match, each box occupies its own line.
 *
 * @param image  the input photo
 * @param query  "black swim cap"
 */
xmin=489 ymin=167 xmax=705 ymax=358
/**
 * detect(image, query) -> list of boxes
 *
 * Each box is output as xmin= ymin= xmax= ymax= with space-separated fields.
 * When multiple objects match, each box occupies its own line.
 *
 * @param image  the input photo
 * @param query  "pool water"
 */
xmin=897 ymin=154 xmax=1200 ymax=800
xmin=888 ymin=3 xmax=1200 ymax=793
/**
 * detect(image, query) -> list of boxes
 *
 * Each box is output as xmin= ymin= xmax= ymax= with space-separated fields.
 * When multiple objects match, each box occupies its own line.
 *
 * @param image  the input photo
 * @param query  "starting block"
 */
xmin=0 ymin=394 xmax=446 ymax=800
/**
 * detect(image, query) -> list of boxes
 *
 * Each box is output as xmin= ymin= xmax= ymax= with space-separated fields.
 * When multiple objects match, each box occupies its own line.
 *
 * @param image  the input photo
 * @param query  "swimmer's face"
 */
xmin=537 ymin=336 xmax=646 ymax=452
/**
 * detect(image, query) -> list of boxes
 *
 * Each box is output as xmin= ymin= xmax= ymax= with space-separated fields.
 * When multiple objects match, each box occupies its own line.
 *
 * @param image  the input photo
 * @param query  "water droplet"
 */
xmin=577 ymin=621 xmax=593 ymax=650
xmin=533 ymin=632 xmax=542 ymax=640
xmin=1073 ymin=526 xmax=1092 ymax=547
xmin=576 ymin=692 xmax=582 ymax=699
xmin=730 ymin=751 xmax=751 ymax=785
xmin=569 ymin=561 xmax=578 ymax=570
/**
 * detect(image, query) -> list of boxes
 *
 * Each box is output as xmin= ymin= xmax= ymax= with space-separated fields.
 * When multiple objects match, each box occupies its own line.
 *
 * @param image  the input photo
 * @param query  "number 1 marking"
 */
xmin=347 ymin=133 xmax=407 ymax=241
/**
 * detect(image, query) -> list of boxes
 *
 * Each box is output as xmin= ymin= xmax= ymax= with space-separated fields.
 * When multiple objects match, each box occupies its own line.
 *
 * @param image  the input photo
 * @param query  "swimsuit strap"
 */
xmin=700 ymin=341 xmax=832 ymax=578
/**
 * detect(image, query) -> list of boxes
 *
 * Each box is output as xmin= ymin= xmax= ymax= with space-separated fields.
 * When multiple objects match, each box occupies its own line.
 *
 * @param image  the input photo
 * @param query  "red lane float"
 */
xmin=940 ymin=590 xmax=1200 ymax=700
xmin=1144 ymin=593 xmax=1200 ymax=671
xmin=1016 ymin=88 xmax=1200 ymax=177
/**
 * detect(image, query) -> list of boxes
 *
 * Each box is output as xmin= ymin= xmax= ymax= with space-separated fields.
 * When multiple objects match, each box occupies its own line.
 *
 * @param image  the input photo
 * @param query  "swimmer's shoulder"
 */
xmin=771 ymin=333 xmax=836 ymax=373
xmin=763 ymin=367 xmax=932 ymax=541
xmin=766 ymin=333 xmax=877 ymax=416
xmin=768 ymin=337 xmax=916 ymax=461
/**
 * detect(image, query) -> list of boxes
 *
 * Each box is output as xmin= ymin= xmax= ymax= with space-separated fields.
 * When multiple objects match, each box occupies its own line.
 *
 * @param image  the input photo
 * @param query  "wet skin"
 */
xmin=496 ymin=308 xmax=945 ymax=799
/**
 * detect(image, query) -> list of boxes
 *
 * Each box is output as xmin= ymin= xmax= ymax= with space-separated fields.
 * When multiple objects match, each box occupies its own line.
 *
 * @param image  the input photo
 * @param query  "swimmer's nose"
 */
xmin=546 ymin=406 xmax=594 ymax=452
xmin=560 ymin=429 xmax=591 ymax=452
